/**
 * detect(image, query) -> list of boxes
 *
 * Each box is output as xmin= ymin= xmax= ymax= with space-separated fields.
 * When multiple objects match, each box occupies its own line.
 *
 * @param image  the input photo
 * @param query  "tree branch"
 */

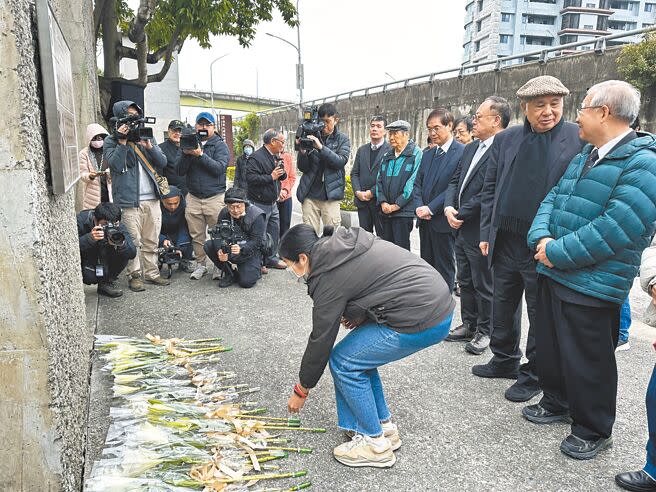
xmin=124 ymin=26 xmax=183 ymax=85
xmin=118 ymin=43 xmax=170 ymax=64
xmin=127 ymin=0 xmax=158 ymax=44
xmin=93 ymin=0 xmax=108 ymax=39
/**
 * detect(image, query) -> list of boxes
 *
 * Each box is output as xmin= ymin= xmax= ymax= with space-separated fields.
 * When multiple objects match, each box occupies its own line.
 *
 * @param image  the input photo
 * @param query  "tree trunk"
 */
xmin=136 ymin=34 xmax=148 ymax=86
xmin=101 ymin=0 xmax=120 ymax=79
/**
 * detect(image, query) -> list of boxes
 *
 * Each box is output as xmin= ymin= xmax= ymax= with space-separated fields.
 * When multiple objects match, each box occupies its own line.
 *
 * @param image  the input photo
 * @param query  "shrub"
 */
xmin=341 ymin=175 xmax=358 ymax=211
xmin=617 ymin=32 xmax=656 ymax=92
xmin=226 ymin=166 xmax=236 ymax=183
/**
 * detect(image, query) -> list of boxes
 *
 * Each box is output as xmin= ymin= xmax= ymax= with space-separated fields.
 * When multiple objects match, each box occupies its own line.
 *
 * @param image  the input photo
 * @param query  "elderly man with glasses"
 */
xmin=473 ymin=76 xmax=584 ymax=403
xmin=245 ymin=128 xmax=289 ymax=271
xmin=524 ymin=80 xmax=656 ymax=462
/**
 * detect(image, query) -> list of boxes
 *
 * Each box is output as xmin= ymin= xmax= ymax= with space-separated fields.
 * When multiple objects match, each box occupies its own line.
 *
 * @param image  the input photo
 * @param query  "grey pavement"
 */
xmin=83 ymin=220 xmax=656 ymax=492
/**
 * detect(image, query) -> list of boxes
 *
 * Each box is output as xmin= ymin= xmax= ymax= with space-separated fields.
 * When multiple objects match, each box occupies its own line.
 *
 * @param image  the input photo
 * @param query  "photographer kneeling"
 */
xmin=203 ymin=187 xmax=266 ymax=288
xmin=281 ymin=225 xmax=455 ymax=468
xmin=78 ymin=202 xmax=136 ymax=297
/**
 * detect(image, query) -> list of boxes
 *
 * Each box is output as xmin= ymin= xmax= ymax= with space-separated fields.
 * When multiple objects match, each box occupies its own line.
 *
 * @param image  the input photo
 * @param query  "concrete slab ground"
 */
xmin=83 ymin=230 xmax=656 ymax=492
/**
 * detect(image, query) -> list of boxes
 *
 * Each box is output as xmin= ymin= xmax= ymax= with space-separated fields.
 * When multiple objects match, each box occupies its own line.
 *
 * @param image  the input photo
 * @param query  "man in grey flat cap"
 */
xmin=375 ymin=120 xmax=423 ymax=250
xmin=473 ymin=75 xmax=584 ymax=403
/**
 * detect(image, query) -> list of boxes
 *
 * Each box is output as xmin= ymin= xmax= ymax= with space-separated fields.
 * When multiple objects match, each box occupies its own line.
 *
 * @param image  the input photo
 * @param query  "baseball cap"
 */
xmin=196 ymin=112 xmax=216 ymax=125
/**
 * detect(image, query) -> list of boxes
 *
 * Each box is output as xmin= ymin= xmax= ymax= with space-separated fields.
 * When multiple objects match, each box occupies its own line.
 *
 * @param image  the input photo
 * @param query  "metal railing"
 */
xmin=256 ymin=26 xmax=654 ymax=116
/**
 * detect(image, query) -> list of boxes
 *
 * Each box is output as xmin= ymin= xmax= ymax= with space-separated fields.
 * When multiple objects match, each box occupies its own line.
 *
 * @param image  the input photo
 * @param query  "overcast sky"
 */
xmin=177 ymin=1 xmax=467 ymax=103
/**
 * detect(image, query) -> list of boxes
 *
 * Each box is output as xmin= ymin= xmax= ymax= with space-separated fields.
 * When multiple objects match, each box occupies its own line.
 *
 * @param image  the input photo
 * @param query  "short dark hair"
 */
xmin=278 ymin=224 xmax=334 ymax=262
xmin=93 ymin=202 xmax=121 ymax=222
xmin=485 ymin=96 xmax=511 ymax=129
xmin=318 ymin=103 xmax=338 ymax=118
xmin=454 ymin=116 xmax=473 ymax=133
xmin=426 ymin=108 xmax=454 ymax=127
xmin=370 ymin=115 xmax=387 ymax=126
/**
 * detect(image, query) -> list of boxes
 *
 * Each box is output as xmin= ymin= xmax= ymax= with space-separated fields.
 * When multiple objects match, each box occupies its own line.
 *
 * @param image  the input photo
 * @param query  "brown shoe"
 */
xmin=267 ymin=260 xmax=287 ymax=270
xmin=128 ymin=275 xmax=145 ymax=292
xmin=145 ymin=276 xmax=170 ymax=286
xmin=261 ymin=266 xmax=269 ymax=275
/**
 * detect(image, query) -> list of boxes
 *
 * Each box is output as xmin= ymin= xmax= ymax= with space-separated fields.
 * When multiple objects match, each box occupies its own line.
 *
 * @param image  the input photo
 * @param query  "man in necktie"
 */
xmin=413 ymin=109 xmax=465 ymax=291
xmin=474 ymin=76 xmax=584 ymax=403
xmin=443 ymin=96 xmax=511 ymax=355
xmin=524 ymin=80 xmax=656 ymax=462
xmin=351 ymin=115 xmax=392 ymax=234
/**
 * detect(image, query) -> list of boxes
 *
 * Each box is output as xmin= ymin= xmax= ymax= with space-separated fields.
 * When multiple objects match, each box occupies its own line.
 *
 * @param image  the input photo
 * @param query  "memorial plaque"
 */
xmin=36 ymin=0 xmax=79 ymax=194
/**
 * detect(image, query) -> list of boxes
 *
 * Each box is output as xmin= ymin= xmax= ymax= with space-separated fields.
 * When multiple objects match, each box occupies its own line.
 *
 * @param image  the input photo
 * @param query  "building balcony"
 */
xmin=560 ymin=6 xmax=613 ymax=15
xmin=558 ymin=27 xmax=610 ymax=35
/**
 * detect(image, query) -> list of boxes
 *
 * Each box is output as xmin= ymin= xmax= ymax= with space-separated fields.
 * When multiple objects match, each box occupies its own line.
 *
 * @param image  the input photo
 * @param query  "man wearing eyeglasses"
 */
xmin=525 ymin=80 xmax=656 ymax=463
xmin=159 ymin=120 xmax=188 ymax=196
xmin=473 ymin=75 xmax=583 ymax=404
xmin=245 ymin=128 xmax=288 ymax=270
xmin=177 ymin=112 xmax=230 ymax=280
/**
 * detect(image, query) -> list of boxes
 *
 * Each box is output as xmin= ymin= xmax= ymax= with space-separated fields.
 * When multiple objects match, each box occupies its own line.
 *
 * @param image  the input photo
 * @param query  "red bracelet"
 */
xmin=294 ymin=383 xmax=308 ymax=398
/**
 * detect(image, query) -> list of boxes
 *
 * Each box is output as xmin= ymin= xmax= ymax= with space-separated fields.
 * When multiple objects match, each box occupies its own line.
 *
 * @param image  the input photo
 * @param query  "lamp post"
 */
xmin=266 ymin=0 xmax=303 ymax=116
xmin=209 ymin=53 xmax=230 ymax=118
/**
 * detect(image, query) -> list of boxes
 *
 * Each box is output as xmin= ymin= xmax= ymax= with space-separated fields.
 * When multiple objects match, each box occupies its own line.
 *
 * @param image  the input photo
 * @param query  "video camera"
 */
xmin=111 ymin=113 xmax=157 ymax=142
xmin=102 ymin=222 xmax=126 ymax=247
xmin=295 ymin=106 xmax=325 ymax=151
xmin=157 ymin=244 xmax=182 ymax=278
xmin=209 ymin=219 xmax=244 ymax=254
xmin=180 ymin=126 xmax=209 ymax=151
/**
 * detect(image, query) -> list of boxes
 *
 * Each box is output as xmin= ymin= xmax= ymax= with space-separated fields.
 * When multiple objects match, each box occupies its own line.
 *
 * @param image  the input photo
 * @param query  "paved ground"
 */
xmin=83 ymin=218 xmax=656 ymax=491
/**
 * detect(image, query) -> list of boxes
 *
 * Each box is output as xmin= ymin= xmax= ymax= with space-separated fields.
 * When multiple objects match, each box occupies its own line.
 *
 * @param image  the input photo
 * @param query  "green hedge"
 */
xmin=226 ymin=166 xmax=236 ymax=182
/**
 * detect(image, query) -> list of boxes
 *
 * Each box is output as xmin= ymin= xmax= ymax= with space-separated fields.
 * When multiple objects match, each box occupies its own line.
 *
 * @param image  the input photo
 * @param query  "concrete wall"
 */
xmin=0 ymin=0 xmax=96 ymax=490
xmin=261 ymin=48 xmax=655 ymax=166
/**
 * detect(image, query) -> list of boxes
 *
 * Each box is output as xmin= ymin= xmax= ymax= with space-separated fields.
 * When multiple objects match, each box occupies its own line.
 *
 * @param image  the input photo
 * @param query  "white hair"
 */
xmin=587 ymin=80 xmax=641 ymax=124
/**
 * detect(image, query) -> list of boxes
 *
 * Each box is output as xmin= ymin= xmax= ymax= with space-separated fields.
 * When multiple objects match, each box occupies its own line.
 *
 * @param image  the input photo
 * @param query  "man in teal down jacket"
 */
xmin=522 ymin=80 xmax=656 ymax=462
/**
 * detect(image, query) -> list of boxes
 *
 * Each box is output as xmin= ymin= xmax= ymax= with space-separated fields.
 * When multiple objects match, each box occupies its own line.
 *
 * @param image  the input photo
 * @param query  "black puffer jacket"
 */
xmin=296 ymin=129 xmax=350 ymax=202
xmin=298 ymin=227 xmax=455 ymax=389
xmin=177 ymin=133 xmax=230 ymax=198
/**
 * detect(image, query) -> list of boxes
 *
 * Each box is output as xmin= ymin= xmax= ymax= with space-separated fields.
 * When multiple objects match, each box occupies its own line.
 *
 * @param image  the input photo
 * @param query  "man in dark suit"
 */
xmin=413 ymin=108 xmax=465 ymax=291
xmin=473 ymin=76 xmax=584 ymax=403
xmin=443 ymin=96 xmax=511 ymax=355
xmin=351 ymin=115 xmax=391 ymax=234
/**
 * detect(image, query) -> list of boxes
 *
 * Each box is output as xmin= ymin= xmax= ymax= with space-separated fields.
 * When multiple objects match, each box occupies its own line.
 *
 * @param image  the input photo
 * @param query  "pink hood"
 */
xmin=85 ymin=123 xmax=108 ymax=146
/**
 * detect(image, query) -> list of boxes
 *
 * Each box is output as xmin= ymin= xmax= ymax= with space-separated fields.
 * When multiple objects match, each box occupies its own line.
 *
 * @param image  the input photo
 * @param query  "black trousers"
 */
xmin=204 ymin=241 xmax=262 ymax=288
xmin=357 ymin=201 xmax=381 ymax=235
xmin=378 ymin=215 xmax=413 ymax=251
xmin=277 ymin=198 xmax=293 ymax=239
xmin=419 ymin=225 xmax=456 ymax=292
xmin=455 ymin=234 xmax=493 ymax=335
xmin=490 ymin=231 xmax=538 ymax=388
xmin=81 ymin=248 xmax=130 ymax=284
xmin=537 ymin=276 xmax=620 ymax=440
xmin=253 ymin=201 xmax=281 ymax=266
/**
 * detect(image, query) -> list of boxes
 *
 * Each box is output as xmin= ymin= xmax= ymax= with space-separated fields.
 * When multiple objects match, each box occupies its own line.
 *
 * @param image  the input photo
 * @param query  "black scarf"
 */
xmin=495 ymin=118 xmax=564 ymax=236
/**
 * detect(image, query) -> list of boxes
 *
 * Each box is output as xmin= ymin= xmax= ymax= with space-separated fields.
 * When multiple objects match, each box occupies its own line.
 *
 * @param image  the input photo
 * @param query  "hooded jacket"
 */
xmin=79 ymin=123 xmax=113 ymax=209
xmin=103 ymin=100 xmax=167 ymax=208
xmin=528 ymin=133 xmax=656 ymax=304
xmin=299 ymin=227 xmax=455 ymax=389
xmin=177 ymin=133 xmax=230 ymax=198
xmin=296 ymin=128 xmax=350 ymax=202
xmin=159 ymin=186 xmax=187 ymax=242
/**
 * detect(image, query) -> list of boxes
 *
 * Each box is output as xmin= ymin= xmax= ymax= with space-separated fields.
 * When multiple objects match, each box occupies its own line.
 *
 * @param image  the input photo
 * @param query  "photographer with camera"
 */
xmin=104 ymin=100 xmax=170 ymax=292
xmin=296 ymin=103 xmax=351 ymax=235
xmin=159 ymin=186 xmax=194 ymax=273
xmin=177 ymin=112 xmax=230 ymax=280
xmin=245 ymin=128 xmax=288 ymax=270
xmin=203 ymin=187 xmax=267 ymax=288
xmin=159 ymin=119 xmax=188 ymax=196
xmin=78 ymin=202 xmax=136 ymax=298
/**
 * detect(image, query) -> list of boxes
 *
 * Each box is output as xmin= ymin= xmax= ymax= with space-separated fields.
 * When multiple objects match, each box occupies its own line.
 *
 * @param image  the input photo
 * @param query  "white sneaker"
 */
xmin=212 ymin=265 xmax=221 ymax=280
xmin=190 ymin=265 xmax=207 ymax=280
xmin=382 ymin=422 xmax=402 ymax=451
xmin=333 ymin=434 xmax=396 ymax=468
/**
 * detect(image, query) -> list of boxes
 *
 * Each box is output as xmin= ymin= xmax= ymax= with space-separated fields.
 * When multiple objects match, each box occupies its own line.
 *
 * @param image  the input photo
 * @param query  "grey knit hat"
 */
xmin=516 ymin=75 xmax=570 ymax=99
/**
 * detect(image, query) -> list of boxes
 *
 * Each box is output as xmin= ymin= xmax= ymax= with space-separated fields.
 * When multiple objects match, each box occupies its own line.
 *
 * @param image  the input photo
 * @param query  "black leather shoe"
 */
xmin=615 ymin=470 xmax=656 ymax=491
xmin=446 ymin=324 xmax=475 ymax=342
xmin=521 ymin=404 xmax=571 ymax=424
xmin=471 ymin=361 xmax=518 ymax=379
xmin=218 ymin=274 xmax=234 ymax=288
xmin=560 ymin=434 xmax=613 ymax=460
xmin=505 ymin=382 xmax=542 ymax=402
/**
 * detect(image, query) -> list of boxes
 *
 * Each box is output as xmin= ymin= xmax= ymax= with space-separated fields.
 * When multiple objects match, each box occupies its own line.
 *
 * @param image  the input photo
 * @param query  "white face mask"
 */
xmin=244 ymin=146 xmax=253 ymax=156
xmin=90 ymin=140 xmax=104 ymax=149
xmin=288 ymin=260 xmax=309 ymax=283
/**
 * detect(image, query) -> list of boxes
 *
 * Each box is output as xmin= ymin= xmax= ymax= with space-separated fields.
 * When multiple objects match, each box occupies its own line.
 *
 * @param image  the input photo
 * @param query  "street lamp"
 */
xmin=209 ymin=53 xmax=230 ymax=118
xmin=266 ymin=0 xmax=303 ymax=114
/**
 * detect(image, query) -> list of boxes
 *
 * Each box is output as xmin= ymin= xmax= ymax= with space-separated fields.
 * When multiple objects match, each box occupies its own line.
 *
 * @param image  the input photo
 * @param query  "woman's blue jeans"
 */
xmin=620 ymin=297 xmax=631 ymax=343
xmin=328 ymin=312 xmax=453 ymax=437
